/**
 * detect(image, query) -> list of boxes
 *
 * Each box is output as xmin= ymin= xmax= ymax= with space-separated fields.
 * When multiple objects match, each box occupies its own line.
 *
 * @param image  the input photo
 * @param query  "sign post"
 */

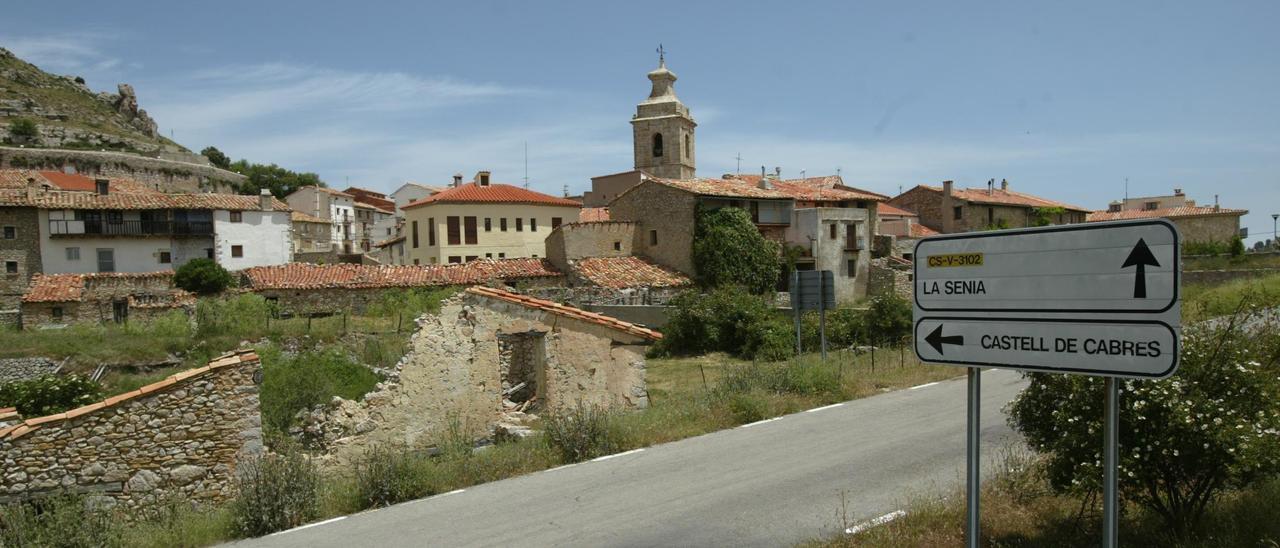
xmin=911 ymin=219 xmax=1181 ymax=548
xmin=791 ymin=270 xmax=835 ymax=358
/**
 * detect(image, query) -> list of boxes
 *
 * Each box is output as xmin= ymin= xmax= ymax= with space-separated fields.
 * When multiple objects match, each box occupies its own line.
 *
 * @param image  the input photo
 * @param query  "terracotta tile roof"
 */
xmin=914 ymin=184 xmax=1088 ymax=212
xmin=877 ymin=203 xmax=917 ymax=217
xmin=345 ymin=188 xmax=396 ymax=212
xmin=23 ymin=271 xmax=176 ymax=303
xmin=291 ymin=211 xmax=330 ymax=224
xmin=241 ymin=259 xmax=561 ymax=290
xmin=643 ymin=176 xmax=794 ymax=200
xmin=342 ymin=186 xmax=388 ymax=199
xmin=353 ymin=202 xmax=394 ymax=215
xmin=313 ymin=186 xmax=354 ymax=198
xmin=579 ymin=207 xmax=611 ymax=222
xmin=466 ymin=286 xmax=661 ymax=341
xmin=1086 ymin=206 xmax=1248 ymax=222
xmin=0 ymin=189 xmax=290 ymax=211
xmin=0 ymin=350 xmax=258 ymax=442
xmin=572 ymin=256 xmax=692 ymax=289
xmin=763 ymin=175 xmax=888 ymax=202
xmin=374 ymin=235 xmax=406 ymax=248
xmin=909 ymin=223 xmax=940 ymax=237
xmin=403 ymin=183 xmax=582 ymax=209
xmin=0 ymin=407 xmax=19 ymax=422
xmin=0 ymin=169 xmax=159 ymax=194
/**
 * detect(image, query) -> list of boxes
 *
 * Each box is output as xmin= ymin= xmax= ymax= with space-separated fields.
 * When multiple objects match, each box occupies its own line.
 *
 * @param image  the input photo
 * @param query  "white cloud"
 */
xmin=1 ymin=32 xmax=125 ymax=75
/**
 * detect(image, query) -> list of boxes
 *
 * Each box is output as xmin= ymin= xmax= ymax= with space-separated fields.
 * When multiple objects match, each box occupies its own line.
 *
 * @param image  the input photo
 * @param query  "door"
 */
xmin=112 ymin=299 xmax=129 ymax=324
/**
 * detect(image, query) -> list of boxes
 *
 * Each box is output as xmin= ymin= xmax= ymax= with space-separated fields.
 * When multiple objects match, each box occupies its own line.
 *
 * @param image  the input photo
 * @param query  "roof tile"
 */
xmin=0 ymin=188 xmax=291 ymax=211
xmin=912 ymin=184 xmax=1089 ymax=212
xmin=404 ymin=183 xmax=582 ymax=209
xmin=23 ymin=271 xmax=176 ymax=303
xmin=1086 ymin=206 xmax=1248 ymax=222
xmin=242 ymin=259 xmax=562 ymax=291
xmin=579 ymin=207 xmax=611 ymax=222
xmin=572 ymin=256 xmax=693 ymax=289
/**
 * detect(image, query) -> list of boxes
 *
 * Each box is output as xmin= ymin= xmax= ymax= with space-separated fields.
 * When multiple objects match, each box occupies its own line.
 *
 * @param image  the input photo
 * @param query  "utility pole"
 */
xmin=735 ymin=153 xmax=742 ymax=175
xmin=1273 ymin=213 xmax=1278 ymax=250
xmin=523 ymin=141 xmax=529 ymax=189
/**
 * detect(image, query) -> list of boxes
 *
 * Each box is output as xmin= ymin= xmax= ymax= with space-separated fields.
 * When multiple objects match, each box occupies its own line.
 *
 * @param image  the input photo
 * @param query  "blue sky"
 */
xmin=4 ymin=1 xmax=1279 ymax=241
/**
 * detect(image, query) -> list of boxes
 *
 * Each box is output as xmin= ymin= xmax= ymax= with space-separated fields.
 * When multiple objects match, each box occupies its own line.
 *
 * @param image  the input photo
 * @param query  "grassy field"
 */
xmin=1184 ymin=252 xmax=1280 ymax=272
xmin=1182 ymin=273 xmax=1280 ymax=322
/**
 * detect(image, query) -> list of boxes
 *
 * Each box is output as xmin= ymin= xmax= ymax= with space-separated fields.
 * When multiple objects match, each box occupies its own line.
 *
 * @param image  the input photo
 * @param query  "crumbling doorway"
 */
xmin=498 ymin=331 xmax=546 ymax=412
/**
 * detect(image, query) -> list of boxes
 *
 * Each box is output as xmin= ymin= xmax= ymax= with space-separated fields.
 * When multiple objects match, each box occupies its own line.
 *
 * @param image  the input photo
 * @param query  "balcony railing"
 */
xmin=49 ymin=219 xmax=214 ymax=237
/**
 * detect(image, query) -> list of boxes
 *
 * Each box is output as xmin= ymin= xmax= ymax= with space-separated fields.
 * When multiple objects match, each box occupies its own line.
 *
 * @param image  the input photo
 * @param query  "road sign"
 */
xmin=791 ymin=270 xmax=835 ymax=311
xmin=912 ymin=219 xmax=1181 ymax=379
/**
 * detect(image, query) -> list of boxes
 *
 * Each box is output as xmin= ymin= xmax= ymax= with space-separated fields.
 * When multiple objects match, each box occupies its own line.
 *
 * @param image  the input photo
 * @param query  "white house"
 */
xmin=390 ymin=182 xmax=444 ymax=215
xmin=285 ymin=186 xmax=356 ymax=253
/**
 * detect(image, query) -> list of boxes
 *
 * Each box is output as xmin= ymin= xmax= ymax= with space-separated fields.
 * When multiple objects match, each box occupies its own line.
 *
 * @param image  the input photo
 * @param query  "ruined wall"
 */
xmin=0 ymin=207 xmax=41 ymax=311
xmin=0 ymin=147 xmax=243 ymax=194
xmin=1172 ymin=215 xmax=1243 ymax=245
xmin=313 ymin=295 xmax=650 ymax=466
xmin=0 ymin=350 xmax=262 ymax=509
xmin=868 ymin=258 xmax=913 ymax=300
xmin=544 ymin=221 xmax=636 ymax=273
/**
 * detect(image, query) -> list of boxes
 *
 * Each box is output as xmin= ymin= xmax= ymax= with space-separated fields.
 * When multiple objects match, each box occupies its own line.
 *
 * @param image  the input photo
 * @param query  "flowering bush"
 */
xmin=1009 ymin=311 xmax=1280 ymax=536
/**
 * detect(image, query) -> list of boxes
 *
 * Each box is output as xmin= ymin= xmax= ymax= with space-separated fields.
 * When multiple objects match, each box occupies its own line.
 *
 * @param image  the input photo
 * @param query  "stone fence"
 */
xmin=0 ymin=350 xmax=263 ymax=510
xmin=1183 ymin=269 xmax=1280 ymax=286
xmin=0 ymin=357 xmax=61 ymax=386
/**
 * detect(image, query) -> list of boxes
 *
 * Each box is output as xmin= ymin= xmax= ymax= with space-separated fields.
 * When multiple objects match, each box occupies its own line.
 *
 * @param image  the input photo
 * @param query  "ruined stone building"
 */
xmin=0 ymin=350 xmax=263 ymax=510
xmin=309 ymin=287 xmax=659 ymax=464
xmin=20 ymin=271 xmax=193 ymax=329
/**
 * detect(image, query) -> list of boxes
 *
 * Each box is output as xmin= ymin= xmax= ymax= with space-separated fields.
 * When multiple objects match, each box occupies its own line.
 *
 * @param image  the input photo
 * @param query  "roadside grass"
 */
xmin=1182 ymin=273 xmax=1280 ymax=322
xmin=1184 ymin=253 xmax=1280 ymax=272
xmin=807 ymin=450 xmax=1280 ymax=547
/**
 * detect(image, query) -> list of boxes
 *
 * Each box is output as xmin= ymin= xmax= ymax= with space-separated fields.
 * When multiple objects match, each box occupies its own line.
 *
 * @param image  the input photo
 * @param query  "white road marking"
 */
xmin=909 ymin=382 xmax=941 ymax=390
xmin=739 ymin=417 xmax=783 ymax=428
xmin=806 ymin=402 xmax=845 ymax=413
xmin=845 ymin=510 xmax=906 ymax=535
xmin=269 ymin=516 xmax=347 ymax=536
xmin=547 ymin=463 xmax=578 ymax=473
xmin=591 ymin=448 xmax=644 ymax=462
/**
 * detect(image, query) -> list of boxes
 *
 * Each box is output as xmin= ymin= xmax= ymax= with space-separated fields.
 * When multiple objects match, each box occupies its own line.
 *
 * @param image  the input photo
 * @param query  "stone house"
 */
xmin=352 ymin=200 xmax=396 ymax=253
xmin=1087 ymin=189 xmax=1247 ymax=246
xmin=400 ymin=172 xmax=582 ymax=265
xmin=20 ymin=270 xmax=194 ymax=328
xmin=284 ymin=186 xmax=356 ymax=253
xmin=0 ymin=350 xmax=262 ymax=510
xmin=543 ymin=220 xmax=693 ymax=304
xmin=372 ymin=234 xmax=408 ymax=265
xmin=310 ymin=287 xmax=658 ymax=463
xmin=888 ymin=179 xmax=1088 ymax=234
xmin=240 ymin=259 xmax=564 ymax=315
xmin=290 ymin=211 xmax=333 ymax=255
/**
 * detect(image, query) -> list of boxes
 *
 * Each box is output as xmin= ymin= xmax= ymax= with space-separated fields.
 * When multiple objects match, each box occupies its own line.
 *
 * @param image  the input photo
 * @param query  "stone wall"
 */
xmin=888 ymin=187 xmax=944 ymax=233
xmin=0 ymin=147 xmax=244 ymax=194
xmin=544 ymin=221 xmax=636 ymax=273
xmin=0 ymin=357 xmax=60 ymax=386
xmin=869 ymin=257 xmax=913 ymax=300
xmin=1183 ymin=268 xmax=1280 ymax=287
xmin=872 ymin=234 xmax=895 ymax=259
xmin=0 ymin=207 xmax=41 ymax=311
xmin=523 ymin=285 xmax=683 ymax=307
xmin=306 ymin=294 xmax=651 ymax=466
xmin=609 ymin=182 xmax=699 ymax=274
xmin=1172 ymin=214 xmax=1243 ymax=245
xmin=0 ymin=350 xmax=262 ymax=509
xmin=22 ymin=273 xmax=194 ymax=329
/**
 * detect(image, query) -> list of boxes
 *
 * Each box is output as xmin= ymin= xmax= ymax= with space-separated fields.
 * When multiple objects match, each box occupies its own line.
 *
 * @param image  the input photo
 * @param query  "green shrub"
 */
xmin=0 ymin=375 xmax=102 ymax=416
xmin=353 ymin=446 xmax=434 ymax=508
xmin=1230 ymin=234 xmax=1245 ymax=257
xmin=722 ymin=391 xmax=770 ymax=423
xmin=1183 ymin=240 xmax=1230 ymax=256
xmin=741 ymin=317 xmax=794 ymax=362
xmin=692 ymin=206 xmax=782 ymax=294
xmin=258 ymin=346 xmax=382 ymax=435
xmin=861 ymin=294 xmax=912 ymax=347
xmin=1009 ymin=311 xmax=1280 ymax=538
xmin=229 ymin=450 xmax=319 ymax=537
xmin=543 ymin=403 xmax=622 ymax=463
xmin=655 ymin=287 xmax=784 ymax=360
xmin=0 ymin=494 xmax=119 ymax=547
xmin=174 ymin=258 xmax=233 ymax=295
xmin=7 ymin=118 xmax=38 ymax=140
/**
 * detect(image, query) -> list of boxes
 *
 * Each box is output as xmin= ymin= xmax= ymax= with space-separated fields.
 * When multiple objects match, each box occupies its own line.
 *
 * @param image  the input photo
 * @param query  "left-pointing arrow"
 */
xmin=925 ymin=324 xmax=965 ymax=355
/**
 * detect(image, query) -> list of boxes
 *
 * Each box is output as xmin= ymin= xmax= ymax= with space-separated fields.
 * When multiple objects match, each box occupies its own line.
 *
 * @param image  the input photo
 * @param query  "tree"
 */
xmin=1030 ymin=206 xmax=1066 ymax=227
xmin=174 ymin=258 xmax=234 ymax=295
xmin=1008 ymin=311 xmax=1280 ymax=537
xmin=201 ymin=146 xmax=232 ymax=169
xmin=1229 ymin=234 xmax=1245 ymax=257
xmin=692 ymin=206 xmax=782 ymax=294
xmin=7 ymin=118 xmax=38 ymax=143
xmin=228 ymin=159 xmax=325 ymax=199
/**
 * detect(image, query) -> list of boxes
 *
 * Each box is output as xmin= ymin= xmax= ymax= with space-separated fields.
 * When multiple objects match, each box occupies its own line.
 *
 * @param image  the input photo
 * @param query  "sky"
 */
xmin=4 ymin=1 xmax=1279 ymax=242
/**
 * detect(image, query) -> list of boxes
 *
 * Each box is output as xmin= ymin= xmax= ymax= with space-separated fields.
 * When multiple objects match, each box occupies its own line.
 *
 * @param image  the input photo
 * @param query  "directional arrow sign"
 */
xmin=913 ymin=219 xmax=1182 ymax=378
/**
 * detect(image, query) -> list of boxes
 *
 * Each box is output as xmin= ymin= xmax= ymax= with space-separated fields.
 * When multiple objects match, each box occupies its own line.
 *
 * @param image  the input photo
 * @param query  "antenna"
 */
xmin=1124 ymin=177 xmax=1129 ymax=201
xmin=735 ymin=153 xmax=742 ymax=175
xmin=563 ymin=184 xmax=569 ymax=198
xmin=836 ymin=167 xmax=842 ymax=177
xmin=523 ymin=141 xmax=529 ymax=189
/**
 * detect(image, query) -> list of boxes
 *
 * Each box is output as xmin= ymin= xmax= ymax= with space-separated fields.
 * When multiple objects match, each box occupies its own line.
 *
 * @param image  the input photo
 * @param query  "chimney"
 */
xmin=987 ymin=178 xmax=994 ymax=195
xmin=475 ymin=171 xmax=491 ymax=187
xmin=453 ymin=173 xmax=464 ymax=187
xmin=774 ymin=167 xmax=781 ymax=179
xmin=259 ymin=188 xmax=273 ymax=211
xmin=1174 ymin=188 xmax=1183 ymax=196
xmin=761 ymin=166 xmax=766 ymax=179
xmin=25 ymin=177 xmax=35 ymax=201
xmin=758 ymin=177 xmax=773 ymax=190
xmin=94 ymin=178 xmax=109 ymax=196
xmin=1001 ymin=178 xmax=1008 ymax=191
xmin=1214 ymin=194 xmax=1220 ymax=211
xmin=942 ymin=180 xmax=953 ymax=197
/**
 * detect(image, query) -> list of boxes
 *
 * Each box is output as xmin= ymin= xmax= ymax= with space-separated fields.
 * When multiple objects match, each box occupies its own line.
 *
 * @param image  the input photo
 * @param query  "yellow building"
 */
xmin=401 ymin=173 xmax=582 ymax=264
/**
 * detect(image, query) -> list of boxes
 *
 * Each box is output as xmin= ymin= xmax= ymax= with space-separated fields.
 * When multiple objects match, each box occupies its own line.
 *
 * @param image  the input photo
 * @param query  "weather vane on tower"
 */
xmin=657 ymin=44 xmax=665 ymax=65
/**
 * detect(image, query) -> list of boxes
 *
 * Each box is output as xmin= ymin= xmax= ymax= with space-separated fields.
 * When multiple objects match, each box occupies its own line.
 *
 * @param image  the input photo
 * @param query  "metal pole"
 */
xmin=819 ymin=272 xmax=827 ymax=360
xmin=793 ymin=271 xmax=802 ymax=356
xmin=966 ymin=367 xmax=981 ymax=548
xmin=1103 ymin=377 xmax=1120 ymax=548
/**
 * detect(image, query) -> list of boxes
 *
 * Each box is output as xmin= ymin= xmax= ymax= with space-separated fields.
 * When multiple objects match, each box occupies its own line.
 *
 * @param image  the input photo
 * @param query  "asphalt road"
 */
xmin=235 ymin=369 xmax=1027 ymax=548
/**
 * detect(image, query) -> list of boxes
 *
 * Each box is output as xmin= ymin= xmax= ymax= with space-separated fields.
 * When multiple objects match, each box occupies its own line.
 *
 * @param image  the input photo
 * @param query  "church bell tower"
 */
xmin=632 ymin=48 xmax=696 ymax=179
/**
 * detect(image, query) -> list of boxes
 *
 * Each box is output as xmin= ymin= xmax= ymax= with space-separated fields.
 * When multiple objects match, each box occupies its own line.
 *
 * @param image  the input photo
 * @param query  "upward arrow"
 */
xmin=1121 ymin=238 xmax=1161 ymax=298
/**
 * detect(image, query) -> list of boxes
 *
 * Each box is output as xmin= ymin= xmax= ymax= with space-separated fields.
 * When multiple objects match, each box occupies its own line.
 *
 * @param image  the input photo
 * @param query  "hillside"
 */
xmin=0 ymin=46 xmax=189 ymax=156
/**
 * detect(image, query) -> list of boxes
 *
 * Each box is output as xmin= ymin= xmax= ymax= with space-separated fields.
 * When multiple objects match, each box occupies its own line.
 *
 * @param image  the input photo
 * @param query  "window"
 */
xmin=498 ymin=252 xmax=506 ymax=258
xmin=448 ymin=256 xmax=462 ymax=264
xmin=65 ymin=247 xmax=80 ymax=261
xmin=464 ymin=216 xmax=478 ymax=245
xmin=465 ymin=255 xmax=478 ymax=262
xmin=230 ymin=211 xmax=243 ymax=223
xmin=97 ymin=248 xmax=115 ymax=272
xmin=485 ymin=253 xmax=492 ymax=259
xmin=484 ymin=218 xmax=492 ymax=232
xmin=231 ymin=245 xmax=244 ymax=258
xmin=413 ymin=259 xmax=420 ymax=265
xmin=829 ymin=223 xmax=837 ymax=239
xmin=953 ymin=206 xmax=963 ymax=220
xmin=649 ymin=230 xmax=658 ymax=246
xmin=684 ymin=134 xmax=691 ymax=159
xmin=652 ymin=133 xmax=664 ymax=157
xmin=158 ymin=251 xmax=171 ymax=264
xmin=4 ymin=261 xmax=16 ymax=274
xmin=446 ymin=216 xmax=461 ymax=245
xmin=846 ymin=223 xmax=858 ymax=250
xmin=516 ymin=218 xmax=523 ymax=232
xmin=1109 ymin=204 xmax=1121 ymax=212
xmin=2 ymin=226 xmax=13 ymax=239
xmin=847 ymin=259 xmax=857 ymax=278
xmin=412 ymin=220 xmax=420 ymax=248
xmin=205 ymin=248 xmax=214 ymax=259
xmin=613 ymin=241 xmax=621 ymax=251
xmin=551 ymin=217 xmax=562 ymax=229
xmin=95 ymin=180 xmax=109 ymax=195
xmin=529 ymin=218 xmax=537 ymax=232
xmin=500 ymin=218 xmax=508 ymax=232
xmin=428 ymin=217 xmax=436 ymax=246
xmin=1144 ymin=201 xmax=1160 ymax=211
xmin=52 ymin=307 xmax=63 ymax=322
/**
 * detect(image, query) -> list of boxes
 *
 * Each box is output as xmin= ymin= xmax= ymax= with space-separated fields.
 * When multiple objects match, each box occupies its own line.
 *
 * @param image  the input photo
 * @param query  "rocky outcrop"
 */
xmin=111 ymin=84 xmax=158 ymax=138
